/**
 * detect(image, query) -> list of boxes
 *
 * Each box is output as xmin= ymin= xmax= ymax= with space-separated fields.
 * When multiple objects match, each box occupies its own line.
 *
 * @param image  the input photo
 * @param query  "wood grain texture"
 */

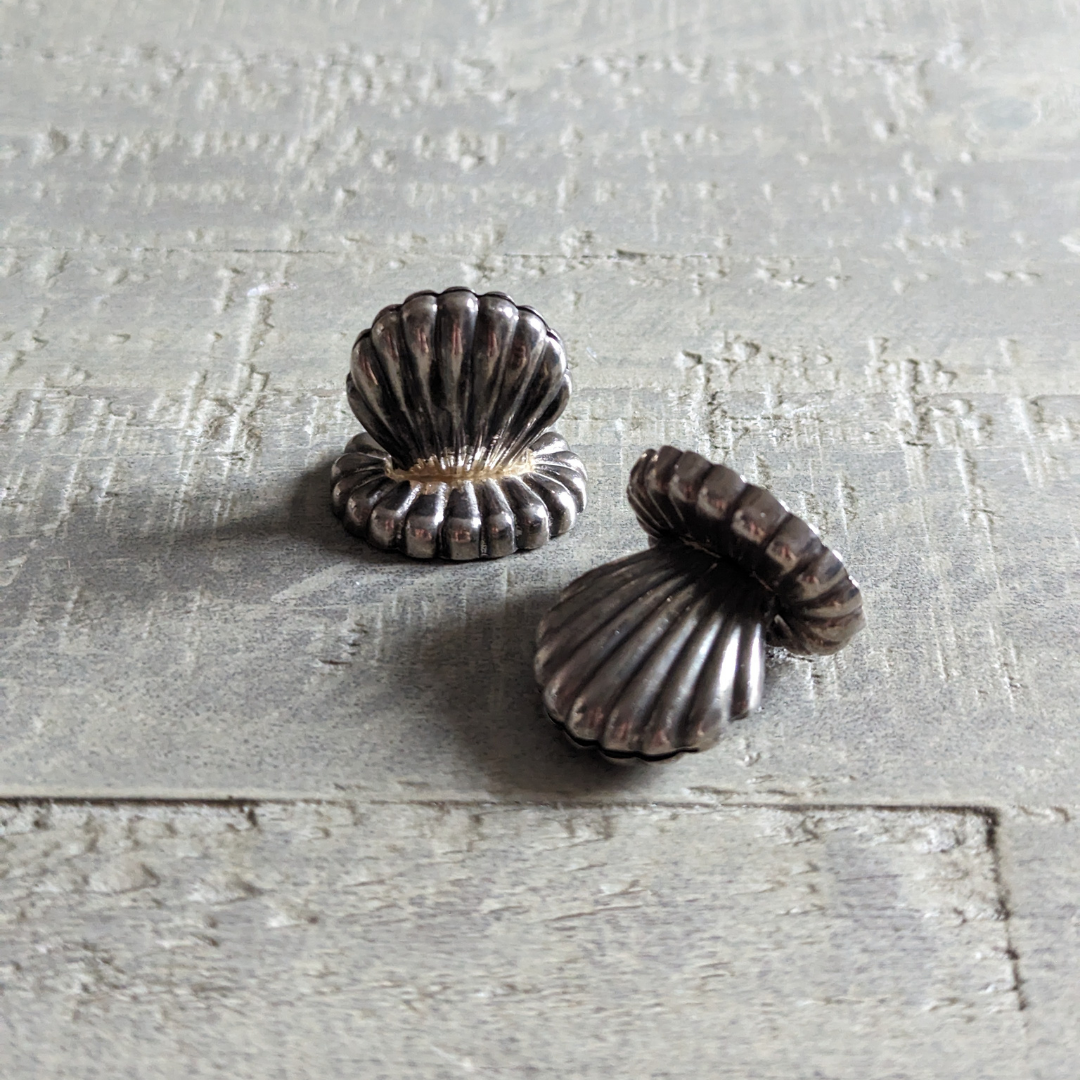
xmin=0 ymin=799 xmax=1027 ymax=1079
xmin=0 ymin=251 xmax=1076 ymax=803
xmin=1 ymin=0 xmax=1078 ymax=1075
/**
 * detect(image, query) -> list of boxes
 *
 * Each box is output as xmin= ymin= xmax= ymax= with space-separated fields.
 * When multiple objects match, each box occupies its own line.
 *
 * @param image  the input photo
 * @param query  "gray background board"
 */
xmin=1 ymin=249 xmax=1078 ymax=803
xmin=1 ymin=1 xmax=1078 ymax=1076
xmin=0 ymin=798 xmax=1033 ymax=1080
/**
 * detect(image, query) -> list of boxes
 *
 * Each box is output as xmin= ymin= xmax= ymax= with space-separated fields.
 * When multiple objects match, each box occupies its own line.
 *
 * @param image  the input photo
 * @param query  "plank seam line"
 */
xmin=0 ymin=796 xmax=1031 ymax=1014
xmin=984 ymin=808 xmax=1029 ymax=1013
xmin=0 ymin=795 xmax=1041 ymax=813
xmin=0 ymin=245 xmax=730 ymax=259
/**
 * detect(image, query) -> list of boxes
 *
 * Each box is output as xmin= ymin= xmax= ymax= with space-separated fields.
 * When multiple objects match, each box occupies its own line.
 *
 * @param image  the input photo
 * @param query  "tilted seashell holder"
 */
xmin=332 ymin=287 xmax=587 ymax=560
xmin=535 ymin=446 xmax=865 ymax=762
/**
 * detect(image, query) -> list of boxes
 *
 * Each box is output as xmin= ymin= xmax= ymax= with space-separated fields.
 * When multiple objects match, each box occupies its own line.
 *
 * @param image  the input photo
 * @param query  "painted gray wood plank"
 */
xmin=0 ymin=799 xmax=1029 ymax=1079
xmin=2 ymin=0 xmax=1078 ymax=266
xmin=0 ymin=251 xmax=1077 ymax=802
xmin=1001 ymin=808 xmax=1080 ymax=1080
xmin=1 ymin=1 xmax=1078 ymax=1074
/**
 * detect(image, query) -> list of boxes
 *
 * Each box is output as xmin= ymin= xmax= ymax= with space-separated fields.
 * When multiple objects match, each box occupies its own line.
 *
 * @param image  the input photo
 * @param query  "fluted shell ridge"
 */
xmin=627 ymin=446 xmax=865 ymax=656
xmin=347 ymin=287 xmax=571 ymax=472
xmin=535 ymin=545 xmax=774 ymax=762
xmin=533 ymin=445 xmax=864 ymax=762
xmin=333 ymin=288 xmax=586 ymax=560
xmin=332 ymin=429 xmax=587 ymax=560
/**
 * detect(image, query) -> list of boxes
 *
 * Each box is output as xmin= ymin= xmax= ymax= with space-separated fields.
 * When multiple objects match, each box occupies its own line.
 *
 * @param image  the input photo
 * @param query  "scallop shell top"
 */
xmin=534 ymin=446 xmax=864 ymax=763
xmin=332 ymin=287 xmax=587 ymax=560
xmin=628 ymin=446 xmax=864 ymax=656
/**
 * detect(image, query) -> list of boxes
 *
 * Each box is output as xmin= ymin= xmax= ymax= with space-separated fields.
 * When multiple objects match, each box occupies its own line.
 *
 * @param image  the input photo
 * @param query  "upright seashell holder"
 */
xmin=332 ymin=287 xmax=587 ymax=560
xmin=535 ymin=446 xmax=865 ymax=762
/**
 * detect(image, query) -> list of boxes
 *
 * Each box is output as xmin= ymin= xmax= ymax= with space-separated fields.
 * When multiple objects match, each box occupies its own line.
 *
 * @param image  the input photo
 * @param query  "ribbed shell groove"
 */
xmin=332 ymin=429 xmax=586 ymax=560
xmin=536 ymin=545 xmax=774 ymax=761
xmin=628 ymin=446 xmax=864 ymax=656
xmin=347 ymin=288 xmax=571 ymax=472
xmin=532 ymin=445 xmax=864 ymax=762
xmin=334 ymin=287 xmax=587 ymax=560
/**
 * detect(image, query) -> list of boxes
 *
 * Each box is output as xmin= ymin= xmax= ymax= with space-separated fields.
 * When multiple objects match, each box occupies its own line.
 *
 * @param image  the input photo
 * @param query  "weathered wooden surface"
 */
xmin=0 ymin=799 xmax=1029 ymax=1079
xmin=1 ymin=0 xmax=1078 ymax=1075
xmin=1001 ymin=808 xmax=1080 ymax=1080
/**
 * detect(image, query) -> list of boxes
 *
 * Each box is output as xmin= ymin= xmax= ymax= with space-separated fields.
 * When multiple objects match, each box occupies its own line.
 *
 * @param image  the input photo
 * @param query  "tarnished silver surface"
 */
xmin=629 ymin=447 xmax=865 ymax=656
xmin=536 ymin=446 xmax=864 ymax=762
xmin=332 ymin=287 xmax=587 ymax=559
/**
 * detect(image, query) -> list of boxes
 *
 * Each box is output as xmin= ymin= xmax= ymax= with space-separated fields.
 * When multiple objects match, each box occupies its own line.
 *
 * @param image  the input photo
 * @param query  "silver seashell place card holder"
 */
xmin=332 ymin=288 xmax=587 ymax=560
xmin=535 ymin=446 xmax=865 ymax=763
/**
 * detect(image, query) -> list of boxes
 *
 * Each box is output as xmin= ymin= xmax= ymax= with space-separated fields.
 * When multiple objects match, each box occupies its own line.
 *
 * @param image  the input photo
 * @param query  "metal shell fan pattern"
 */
xmin=535 ymin=446 xmax=865 ymax=762
xmin=332 ymin=287 xmax=587 ymax=560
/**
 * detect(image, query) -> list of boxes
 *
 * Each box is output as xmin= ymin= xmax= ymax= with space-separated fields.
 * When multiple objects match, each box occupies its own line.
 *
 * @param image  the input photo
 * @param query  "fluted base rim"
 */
xmin=547 ymin=708 xmax=696 ymax=764
xmin=331 ymin=429 xmax=587 ymax=561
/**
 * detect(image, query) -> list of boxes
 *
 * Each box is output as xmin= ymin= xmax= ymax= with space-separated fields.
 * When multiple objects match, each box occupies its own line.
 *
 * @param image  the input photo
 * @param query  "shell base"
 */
xmin=332 ymin=429 xmax=587 ymax=561
xmin=534 ymin=545 xmax=773 ymax=762
xmin=548 ymin=708 xmax=697 ymax=764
